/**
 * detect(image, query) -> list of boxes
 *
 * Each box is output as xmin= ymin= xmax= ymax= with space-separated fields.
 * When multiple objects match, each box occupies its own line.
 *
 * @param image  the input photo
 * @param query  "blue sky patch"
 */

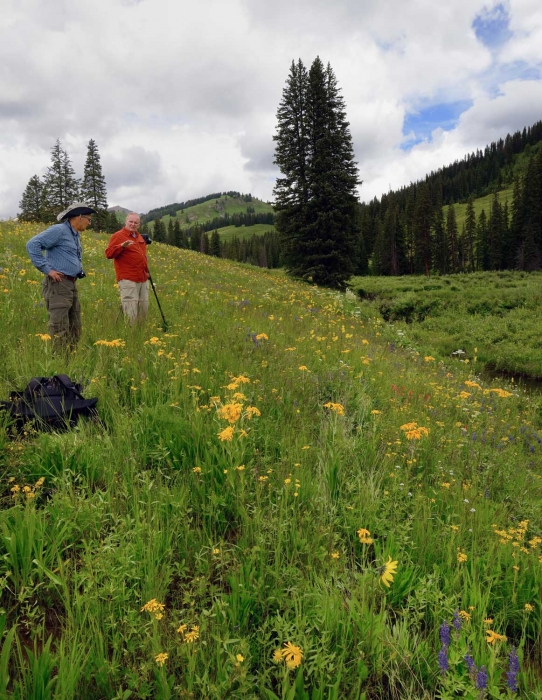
xmin=473 ymin=4 xmax=512 ymax=49
xmin=402 ymin=100 xmax=473 ymax=150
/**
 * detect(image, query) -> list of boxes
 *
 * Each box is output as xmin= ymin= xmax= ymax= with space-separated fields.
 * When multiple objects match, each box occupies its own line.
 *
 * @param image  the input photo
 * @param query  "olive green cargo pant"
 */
xmin=42 ymin=276 xmax=82 ymax=352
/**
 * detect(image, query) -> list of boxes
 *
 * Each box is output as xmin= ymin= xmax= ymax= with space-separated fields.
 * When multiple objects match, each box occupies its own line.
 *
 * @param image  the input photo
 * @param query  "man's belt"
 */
xmin=64 ymin=275 xmax=77 ymax=281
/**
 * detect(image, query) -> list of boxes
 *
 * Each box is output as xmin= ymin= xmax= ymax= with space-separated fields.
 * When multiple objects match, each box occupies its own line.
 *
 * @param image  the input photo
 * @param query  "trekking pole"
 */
xmin=148 ymin=272 xmax=169 ymax=331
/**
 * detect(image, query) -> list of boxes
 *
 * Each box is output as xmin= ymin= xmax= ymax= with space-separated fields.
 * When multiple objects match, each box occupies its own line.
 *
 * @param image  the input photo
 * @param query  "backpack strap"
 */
xmin=54 ymin=375 xmax=85 ymax=399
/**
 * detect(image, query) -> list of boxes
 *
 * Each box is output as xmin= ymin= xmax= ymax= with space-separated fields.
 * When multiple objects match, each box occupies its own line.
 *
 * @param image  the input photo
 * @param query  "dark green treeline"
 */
xmin=149 ymin=216 xmax=282 ymax=270
xmin=363 ymin=141 xmax=542 ymax=275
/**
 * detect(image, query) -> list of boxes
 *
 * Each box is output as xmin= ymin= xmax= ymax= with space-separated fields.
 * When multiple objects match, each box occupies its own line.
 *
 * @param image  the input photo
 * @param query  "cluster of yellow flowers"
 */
xmin=177 ymin=623 xmax=199 ymax=643
xmin=155 ymin=652 xmax=168 ymax=667
xmin=94 ymin=339 xmax=125 ymax=348
xmin=216 ymin=374 xmax=260 ymax=441
xmin=357 ymin=528 xmax=373 ymax=545
xmin=141 ymin=598 xmax=165 ymax=621
xmin=35 ymin=333 xmax=51 ymax=342
xmin=9 ymin=476 xmax=45 ymax=501
xmin=323 ymin=402 xmax=345 ymax=415
xmin=457 ymin=550 xmax=468 ymax=564
xmin=486 ymin=629 xmax=507 ymax=644
xmin=218 ymin=402 xmax=243 ymax=424
xmin=400 ymin=422 xmax=430 ymax=440
xmin=493 ymin=520 xmax=541 ymax=559
xmin=273 ymin=642 xmax=303 ymax=669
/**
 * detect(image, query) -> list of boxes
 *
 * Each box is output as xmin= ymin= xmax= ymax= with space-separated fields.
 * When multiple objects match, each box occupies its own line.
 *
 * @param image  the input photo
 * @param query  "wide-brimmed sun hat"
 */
xmin=57 ymin=202 xmax=97 ymax=222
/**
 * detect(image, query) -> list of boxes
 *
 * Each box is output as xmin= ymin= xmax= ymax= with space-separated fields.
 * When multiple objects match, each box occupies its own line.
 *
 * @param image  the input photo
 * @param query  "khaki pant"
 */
xmin=42 ymin=276 xmax=81 ymax=352
xmin=118 ymin=280 xmax=149 ymax=323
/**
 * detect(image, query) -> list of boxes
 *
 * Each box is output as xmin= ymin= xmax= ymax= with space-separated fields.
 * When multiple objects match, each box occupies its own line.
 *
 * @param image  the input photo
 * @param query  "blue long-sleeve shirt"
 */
xmin=26 ymin=221 xmax=83 ymax=277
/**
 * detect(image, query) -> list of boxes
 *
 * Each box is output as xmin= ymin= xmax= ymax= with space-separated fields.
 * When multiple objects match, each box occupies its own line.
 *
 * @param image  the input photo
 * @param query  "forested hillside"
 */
xmin=144 ymin=193 xmax=278 ymax=270
xmin=360 ymin=122 xmax=542 ymax=275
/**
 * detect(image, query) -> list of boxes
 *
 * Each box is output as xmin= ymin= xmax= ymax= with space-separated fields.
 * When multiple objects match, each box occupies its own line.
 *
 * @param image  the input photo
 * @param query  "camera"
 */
xmin=141 ymin=234 xmax=152 ymax=245
xmin=77 ymin=270 xmax=86 ymax=279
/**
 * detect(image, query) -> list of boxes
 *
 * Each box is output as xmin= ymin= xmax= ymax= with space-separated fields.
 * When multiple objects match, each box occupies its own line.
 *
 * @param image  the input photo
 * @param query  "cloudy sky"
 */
xmin=1 ymin=0 xmax=541 ymax=218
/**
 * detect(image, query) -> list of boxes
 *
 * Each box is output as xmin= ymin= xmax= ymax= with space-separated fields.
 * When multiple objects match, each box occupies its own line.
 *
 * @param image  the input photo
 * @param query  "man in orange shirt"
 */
xmin=105 ymin=212 xmax=150 ymax=323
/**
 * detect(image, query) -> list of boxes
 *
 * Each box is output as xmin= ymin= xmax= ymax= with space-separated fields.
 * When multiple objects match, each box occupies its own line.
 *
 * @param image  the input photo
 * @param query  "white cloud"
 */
xmin=0 ymin=0 xmax=541 ymax=218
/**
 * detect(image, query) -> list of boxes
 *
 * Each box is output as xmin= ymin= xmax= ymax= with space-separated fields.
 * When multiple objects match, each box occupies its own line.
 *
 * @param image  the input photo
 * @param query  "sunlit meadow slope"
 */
xmin=0 ymin=221 xmax=541 ymax=698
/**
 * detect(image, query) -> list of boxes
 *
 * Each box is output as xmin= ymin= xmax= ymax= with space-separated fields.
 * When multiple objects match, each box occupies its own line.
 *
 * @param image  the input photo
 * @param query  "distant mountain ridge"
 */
xmin=108 ymin=206 xmax=135 ymax=216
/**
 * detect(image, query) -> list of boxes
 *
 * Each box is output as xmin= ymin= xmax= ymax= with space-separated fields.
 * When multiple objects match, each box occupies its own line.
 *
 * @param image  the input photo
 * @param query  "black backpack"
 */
xmin=0 ymin=374 xmax=98 ymax=431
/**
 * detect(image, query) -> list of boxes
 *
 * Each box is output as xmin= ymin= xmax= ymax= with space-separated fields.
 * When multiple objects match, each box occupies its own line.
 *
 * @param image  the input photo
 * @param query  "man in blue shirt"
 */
xmin=26 ymin=202 xmax=96 ymax=353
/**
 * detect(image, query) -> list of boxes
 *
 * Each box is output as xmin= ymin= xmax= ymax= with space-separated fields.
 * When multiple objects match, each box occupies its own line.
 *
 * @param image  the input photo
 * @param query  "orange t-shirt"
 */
xmin=105 ymin=228 xmax=149 ymax=283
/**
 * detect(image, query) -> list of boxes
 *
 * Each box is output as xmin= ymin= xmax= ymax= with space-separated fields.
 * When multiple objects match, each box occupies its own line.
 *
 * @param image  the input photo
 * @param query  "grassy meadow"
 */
xmin=0 ymin=221 xmax=541 ymax=698
xmin=215 ymin=224 xmax=276 ymax=242
xmin=350 ymin=271 xmax=542 ymax=381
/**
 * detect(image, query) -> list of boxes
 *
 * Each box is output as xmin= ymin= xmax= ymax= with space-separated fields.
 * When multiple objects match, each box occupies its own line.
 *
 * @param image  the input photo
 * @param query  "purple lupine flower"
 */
xmin=453 ymin=609 xmax=462 ymax=632
xmin=464 ymin=652 xmax=476 ymax=671
xmin=506 ymin=648 xmax=519 ymax=693
xmin=476 ymin=665 xmax=488 ymax=691
xmin=464 ymin=652 xmax=477 ymax=681
xmin=438 ymin=646 xmax=448 ymax=675
xmin=439 ymin=620 xmax=451 ymax=648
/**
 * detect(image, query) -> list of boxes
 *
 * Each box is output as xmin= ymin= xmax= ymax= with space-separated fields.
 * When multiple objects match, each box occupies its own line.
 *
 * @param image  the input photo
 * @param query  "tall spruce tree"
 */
xmin=476 ymin=209 xmax=489 ymax=270
xmin=487 ymin=192 xmax=503 ymax=270
xmin=81 ymin=139 xmax=108 ymax=231
xmin=446 ymin=203 xmax=459 ymax=273
xmin=432 ymin=203 xmax=448 ymax=274
xmin=413 ymin=182 xmax=433 ymax=275
xmin=273 ymin=57 xmax=360 ymax=288
xmin=153 ymin=218 xmax=166 ymax=243
xmin=19 ymin=175 xmax=45 ymax=222
xmin=210 ymin=230 xmax=221 ymax=257
xmin=273 ymin=60 xmax=309 ymax=273
xmin=463 ymin=197 xmax=476 ymax=272
xmin=42 ymin=139 xmax=80 ymax=219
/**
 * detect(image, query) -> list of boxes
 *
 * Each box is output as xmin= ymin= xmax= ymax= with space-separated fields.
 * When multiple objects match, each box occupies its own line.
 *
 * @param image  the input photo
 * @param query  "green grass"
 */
xmin=216 ymin=224 xmax=276 ymax=241
xmin=350 ymin=271 xmax=542 ymax=379
xmin=443 ymin=188 xmax=514 ymax=230
xmin=153 ymin=195 xmax=274 ymax=230
xmin=1 ymin=221 xmax=541 ymax=698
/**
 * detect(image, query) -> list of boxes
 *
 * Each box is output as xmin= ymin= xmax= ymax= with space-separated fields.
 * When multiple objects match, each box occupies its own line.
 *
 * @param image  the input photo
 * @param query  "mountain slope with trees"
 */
xmin=361 ymin=125 xmax=542 ymax=275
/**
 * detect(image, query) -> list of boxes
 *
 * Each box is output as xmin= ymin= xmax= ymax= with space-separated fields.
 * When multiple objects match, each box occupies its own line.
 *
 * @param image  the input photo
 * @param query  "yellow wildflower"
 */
xmin=486 ymin=630 xmax=507 ymax=644
xmin=323 ymin=402 xmax=345 ymax=415
xmin=184 ymin=625 xmax=199 ymax=643
xmin=218 ymin=426 xmax=234 ymax=441
xmin=218 ymin=402 xmax=243 ymax=423
xmin=489 ymin=388 xmax=513 ymax=398
xmin=457 ymin=550 xmax=468 ymax=564
xmin=379 ymin=556 xmax=398 ymax=587
xmin=282 ymin=642 xmax=303 ymax=669
xmin=155 ymin=653 xmax=168 ymax=667
xmin=525 ymin=603 xmax=534 ymax=612
xmin=141 ymin=599 xmax=165 ymax=620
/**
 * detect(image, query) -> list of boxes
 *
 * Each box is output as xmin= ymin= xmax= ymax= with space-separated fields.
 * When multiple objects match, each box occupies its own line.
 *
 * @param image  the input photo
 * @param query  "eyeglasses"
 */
xmin=80 ymin=215 xmax=92 ymax=222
